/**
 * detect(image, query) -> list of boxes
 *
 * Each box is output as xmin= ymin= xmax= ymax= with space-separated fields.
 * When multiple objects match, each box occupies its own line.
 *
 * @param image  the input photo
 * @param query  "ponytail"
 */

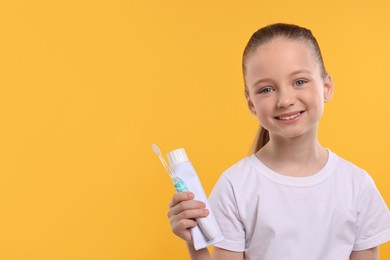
xmin=252 ymin=126 xmax=269 ymax=153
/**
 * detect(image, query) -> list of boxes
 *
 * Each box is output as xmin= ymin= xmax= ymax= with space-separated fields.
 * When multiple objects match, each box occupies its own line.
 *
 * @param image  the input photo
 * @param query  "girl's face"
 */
xmin=245 ymin=38 xmax=333 ymax=141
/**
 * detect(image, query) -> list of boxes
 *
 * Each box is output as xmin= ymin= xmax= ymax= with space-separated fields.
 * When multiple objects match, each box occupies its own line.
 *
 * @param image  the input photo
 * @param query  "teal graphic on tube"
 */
xmin=173 ymin=178 xmax=189 ymax=192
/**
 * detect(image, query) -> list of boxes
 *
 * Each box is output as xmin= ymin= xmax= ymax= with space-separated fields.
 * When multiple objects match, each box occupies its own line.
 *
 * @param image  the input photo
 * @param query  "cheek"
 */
xmin=252 ymin=96 xmax=275 ymax=114
xmin=253 ymin=103 xmax=271 ymax=123
xmin=306 ymin=88 xmax=324 ymax=106
xmin=310 ymin=96 xmax=325 ymax=117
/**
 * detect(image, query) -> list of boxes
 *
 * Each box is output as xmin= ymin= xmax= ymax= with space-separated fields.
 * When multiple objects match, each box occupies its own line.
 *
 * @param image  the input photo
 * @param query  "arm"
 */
xmin=212 ymin=247 xmax=244 ymax=260
xmin=186 ymin=242 xmax=211 ymax=260
xmin=186 ymin=242 xmax=243 ymax=260
xmin=350 ymin=247 xmax=379 ymax=260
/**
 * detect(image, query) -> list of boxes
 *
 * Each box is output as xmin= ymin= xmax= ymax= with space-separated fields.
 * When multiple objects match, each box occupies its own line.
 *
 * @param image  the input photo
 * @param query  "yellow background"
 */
xmin=1 ymin=0 xmax=389 ymax=259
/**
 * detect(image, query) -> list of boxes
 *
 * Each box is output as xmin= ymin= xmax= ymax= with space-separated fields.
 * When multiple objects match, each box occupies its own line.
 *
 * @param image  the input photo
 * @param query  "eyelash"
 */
xmin=256 ymin=79 xmax=308 ymax=94
xmin=258 ymin=87 xmax=274 ymax=94
xmin=293 ymin=79 xmax=307 ymax=87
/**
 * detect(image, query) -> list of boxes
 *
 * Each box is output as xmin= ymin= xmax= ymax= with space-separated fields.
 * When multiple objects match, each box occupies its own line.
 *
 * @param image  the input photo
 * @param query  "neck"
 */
xmin=256 ymin=130 xmax=328 ymax=177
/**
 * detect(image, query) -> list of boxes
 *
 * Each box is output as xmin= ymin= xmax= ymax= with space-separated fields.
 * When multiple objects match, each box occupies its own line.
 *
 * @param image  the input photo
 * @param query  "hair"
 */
xmin=242 ymin=23 xmax=327 ymax=153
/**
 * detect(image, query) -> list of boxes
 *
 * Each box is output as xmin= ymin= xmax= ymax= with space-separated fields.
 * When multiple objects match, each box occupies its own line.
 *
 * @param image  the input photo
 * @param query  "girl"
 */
xmin=167 ymin=23 xmax=390 ymax=260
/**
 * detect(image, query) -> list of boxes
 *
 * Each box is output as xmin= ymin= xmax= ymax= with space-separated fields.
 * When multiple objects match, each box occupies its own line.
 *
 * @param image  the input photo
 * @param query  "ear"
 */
xmin=245 ymin=92 xmax=257 ymax=115
xmin=323 ymin=74 xmax=334 ymax=103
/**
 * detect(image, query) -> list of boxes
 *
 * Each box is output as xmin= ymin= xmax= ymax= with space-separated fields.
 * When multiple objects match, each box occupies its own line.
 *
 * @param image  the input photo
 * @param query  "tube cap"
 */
xmin=167 ymin=148 xmax=189 ymax=167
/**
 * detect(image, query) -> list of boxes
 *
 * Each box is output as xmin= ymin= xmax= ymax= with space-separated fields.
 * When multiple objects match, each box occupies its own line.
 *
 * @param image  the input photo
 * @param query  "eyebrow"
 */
xmin=251 ymin=69 xmax=313 ymax=87
xmin=289 ymin=69 xmax=312 ymax=76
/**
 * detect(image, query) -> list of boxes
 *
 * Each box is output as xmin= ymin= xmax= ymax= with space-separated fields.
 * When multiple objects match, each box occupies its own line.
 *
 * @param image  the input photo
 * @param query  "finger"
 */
xmin=171 ymin=218 xmax=198 ymax=241
xmin=168 ymin=200 xmax=206 ymax=218
xmin=170 ymin=208 xmax=209 ymax=224
xmin=169 ymin=192 xmax=194 ymax=208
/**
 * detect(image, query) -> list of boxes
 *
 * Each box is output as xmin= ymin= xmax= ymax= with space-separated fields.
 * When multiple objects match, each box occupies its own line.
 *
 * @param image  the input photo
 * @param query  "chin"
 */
xmin=274 ymin=129 xmax=315 ymax=140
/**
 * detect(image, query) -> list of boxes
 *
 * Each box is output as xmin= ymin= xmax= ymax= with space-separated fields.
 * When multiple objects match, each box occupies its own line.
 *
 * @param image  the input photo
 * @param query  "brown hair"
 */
xmin=242 ymin=23 xmax=327 ymax=152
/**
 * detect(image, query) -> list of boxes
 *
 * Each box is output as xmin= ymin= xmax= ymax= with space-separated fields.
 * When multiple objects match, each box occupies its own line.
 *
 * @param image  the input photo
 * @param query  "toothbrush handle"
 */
xmin=173 ymin=177 xmax=217 ymax=240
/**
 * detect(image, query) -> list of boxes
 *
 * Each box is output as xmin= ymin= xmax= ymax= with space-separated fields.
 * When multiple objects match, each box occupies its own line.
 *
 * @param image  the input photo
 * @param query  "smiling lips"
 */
xmin=275 ymin=111 xmax=304 ymax=121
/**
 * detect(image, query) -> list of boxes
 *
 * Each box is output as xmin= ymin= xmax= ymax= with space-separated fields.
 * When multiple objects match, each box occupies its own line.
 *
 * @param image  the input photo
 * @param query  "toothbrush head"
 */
xmin=151 ymin=143 xmax=161 ymax=156
xmin=151 ymin=143 xmax=175 ymax=179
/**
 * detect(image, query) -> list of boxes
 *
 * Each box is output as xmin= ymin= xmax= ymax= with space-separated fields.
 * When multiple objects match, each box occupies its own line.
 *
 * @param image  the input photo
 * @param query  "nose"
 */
xmin=276 ymin=88 xmax=296 ymax=108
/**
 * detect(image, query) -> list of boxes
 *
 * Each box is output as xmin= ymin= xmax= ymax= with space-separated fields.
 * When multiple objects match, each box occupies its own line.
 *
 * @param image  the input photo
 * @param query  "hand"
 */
xmin=167 ymin=192 xmax=209 ymax=242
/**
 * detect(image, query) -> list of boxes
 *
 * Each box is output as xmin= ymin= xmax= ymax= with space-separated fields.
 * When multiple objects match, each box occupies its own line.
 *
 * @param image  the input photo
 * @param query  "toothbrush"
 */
xmin=151 ymin=144 xmax=189 ymax=192
xmin=151 ymin=144 xmax=217 ymax=240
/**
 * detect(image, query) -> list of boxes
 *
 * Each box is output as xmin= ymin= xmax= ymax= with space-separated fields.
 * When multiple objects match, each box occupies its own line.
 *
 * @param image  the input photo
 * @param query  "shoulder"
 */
xmin=209 ymin=155 xmax=260 ymax=198
xmin=219 ymin=155 xmax=260 ymax=186
xmin=331 ymin=151 xmax=377 ymax=202
xmin=209 ymin=155 xmax=264 ymax=205
xmin=331 ymin=151 xmax=371 ymax=182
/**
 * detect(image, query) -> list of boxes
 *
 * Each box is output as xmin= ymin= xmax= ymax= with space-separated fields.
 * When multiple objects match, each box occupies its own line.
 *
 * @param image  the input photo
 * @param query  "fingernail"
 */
xmin=188 ymin=192 xmax=194 ymax=199
xmin=203 ymin=209 xmax=209 ymax=215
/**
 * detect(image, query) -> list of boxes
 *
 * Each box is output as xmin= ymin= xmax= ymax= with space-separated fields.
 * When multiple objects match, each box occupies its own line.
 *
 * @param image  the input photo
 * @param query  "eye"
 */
xmin=294 ymin=79 xmax=307 ymax=87
xmin=258 ymin=87 xmax=274 ymax=94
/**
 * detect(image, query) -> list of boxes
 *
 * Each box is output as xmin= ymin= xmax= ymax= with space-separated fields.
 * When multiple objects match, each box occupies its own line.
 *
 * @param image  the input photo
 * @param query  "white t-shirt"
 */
xmin=209 ymin=150 xmax=390 ymax=260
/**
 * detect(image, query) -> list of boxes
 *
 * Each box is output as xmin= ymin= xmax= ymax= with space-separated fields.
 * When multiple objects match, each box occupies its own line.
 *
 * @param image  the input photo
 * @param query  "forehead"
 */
xmin=245 ymin=38 xmax=320 ymax=81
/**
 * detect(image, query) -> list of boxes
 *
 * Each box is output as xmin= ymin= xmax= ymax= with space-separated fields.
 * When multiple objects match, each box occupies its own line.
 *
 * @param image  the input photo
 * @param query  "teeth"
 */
xmin=278 ymin=112 xmax=300 ymax=120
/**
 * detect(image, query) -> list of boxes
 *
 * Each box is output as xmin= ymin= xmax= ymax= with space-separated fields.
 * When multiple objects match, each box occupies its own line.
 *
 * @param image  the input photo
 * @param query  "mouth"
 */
xmin=275 ymin=111 xmax=304 ymax=121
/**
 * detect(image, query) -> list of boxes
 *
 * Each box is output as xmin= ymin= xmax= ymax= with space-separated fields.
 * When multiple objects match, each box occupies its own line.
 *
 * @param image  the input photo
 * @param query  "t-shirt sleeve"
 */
xmin=353 ymin=173 xmax=390 ymax=251
xmin=208 ymin=174 xmax=246 ymax=252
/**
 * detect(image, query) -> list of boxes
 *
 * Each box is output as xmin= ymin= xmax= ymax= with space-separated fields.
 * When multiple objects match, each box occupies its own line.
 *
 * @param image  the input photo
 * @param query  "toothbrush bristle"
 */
xmin=151 ymin=144 xmax=161 ymax=155
xmin=152 ymin=143 xmax=175 ymax=178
